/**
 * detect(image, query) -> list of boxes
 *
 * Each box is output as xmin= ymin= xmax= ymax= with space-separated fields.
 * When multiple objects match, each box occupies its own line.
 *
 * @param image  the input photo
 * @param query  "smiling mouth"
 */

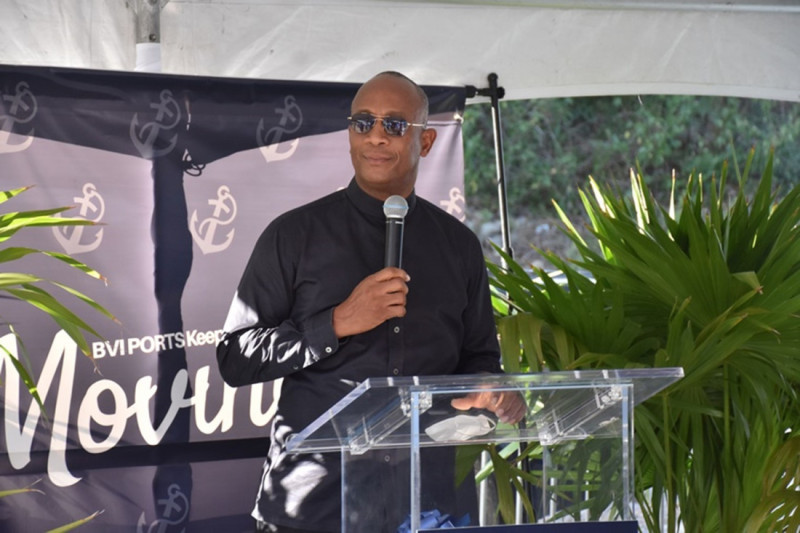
xmin=363 ymin=153 xmax=392 ymax=164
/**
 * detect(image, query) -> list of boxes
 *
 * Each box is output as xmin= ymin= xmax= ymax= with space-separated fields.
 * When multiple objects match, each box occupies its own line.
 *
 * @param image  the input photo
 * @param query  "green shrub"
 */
xmin=487 ymin=149 xmax=800 ymax=532
xmin=464 ymin=96 xmax=800 ymax=218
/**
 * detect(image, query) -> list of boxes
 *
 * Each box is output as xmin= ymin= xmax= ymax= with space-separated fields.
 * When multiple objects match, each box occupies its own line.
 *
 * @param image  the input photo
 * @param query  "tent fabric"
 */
xmin=1 ymin=0 xmax=798 ymax=103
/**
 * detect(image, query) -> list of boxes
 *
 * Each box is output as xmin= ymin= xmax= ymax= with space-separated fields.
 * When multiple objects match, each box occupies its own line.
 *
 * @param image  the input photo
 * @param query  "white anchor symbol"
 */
xmin=189 ymin=185 xmax=237 ymax=255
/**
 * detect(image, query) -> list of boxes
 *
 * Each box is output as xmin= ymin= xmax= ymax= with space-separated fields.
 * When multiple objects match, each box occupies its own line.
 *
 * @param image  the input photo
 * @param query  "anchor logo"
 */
xmin=53 ymin=183 xmax=105 ymax=255
xmin=189 ymin=185 xmax=237 ymax=255
xmin=258 ymin=95 xmax=302 ymax=163
xmin=130 ymin=89 xmax=182 ymax=159
xmin=137 ymin=483 xmax=189 ymax=533
xmin=0 ymin=81 xmax=37 ymax=153
xmin=439 ymin=187 xmax=467 ymax=222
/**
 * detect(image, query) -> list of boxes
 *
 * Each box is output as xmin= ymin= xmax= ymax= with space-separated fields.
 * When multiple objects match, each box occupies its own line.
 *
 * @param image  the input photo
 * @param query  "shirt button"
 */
xmin=325 ymin=346 xmax=333 ymax=354
xmin=393 ymin=326 xmax=400 ymax=333
xmin=383 ymin=454 xmax=391 ymax=463
xmin=392 ymin=368 xmax=399 ymax=375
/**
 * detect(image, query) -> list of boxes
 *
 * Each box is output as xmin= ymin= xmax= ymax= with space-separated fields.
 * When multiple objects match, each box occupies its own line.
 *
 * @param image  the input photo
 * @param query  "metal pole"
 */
xmin=134 ymin=0 xmax=163 ymax=72
xmin=466 ymin=73 xmax=512 ymax=260
xmin=486 ymin=73 xmax=512 ymax=260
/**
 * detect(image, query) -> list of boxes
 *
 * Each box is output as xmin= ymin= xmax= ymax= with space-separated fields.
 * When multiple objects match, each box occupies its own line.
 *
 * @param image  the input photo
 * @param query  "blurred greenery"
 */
xmin=463 ymin=95 xmax=800 ymax=218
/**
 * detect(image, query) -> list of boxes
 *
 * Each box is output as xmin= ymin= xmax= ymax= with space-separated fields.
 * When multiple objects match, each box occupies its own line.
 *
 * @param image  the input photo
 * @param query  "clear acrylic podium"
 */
xmin=286 ymin=368 xmax=683 ymax=532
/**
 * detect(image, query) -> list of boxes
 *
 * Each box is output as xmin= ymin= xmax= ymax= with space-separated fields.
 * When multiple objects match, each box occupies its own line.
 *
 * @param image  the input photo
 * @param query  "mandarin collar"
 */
xmin=345 ymin=178 xmax=417 ymax=223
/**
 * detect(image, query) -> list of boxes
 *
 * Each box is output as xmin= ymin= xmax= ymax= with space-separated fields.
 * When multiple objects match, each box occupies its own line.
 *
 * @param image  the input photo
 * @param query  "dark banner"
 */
xmin=0 ymin=65 xmax=467 ymax=531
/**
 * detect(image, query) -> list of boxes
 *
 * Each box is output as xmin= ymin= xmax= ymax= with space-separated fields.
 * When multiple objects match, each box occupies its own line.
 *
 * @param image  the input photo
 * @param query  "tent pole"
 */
xmin=467 ymin=73 xmax=512 ymax=260
xmin=134 ymin=0 xmax=164 ymax=72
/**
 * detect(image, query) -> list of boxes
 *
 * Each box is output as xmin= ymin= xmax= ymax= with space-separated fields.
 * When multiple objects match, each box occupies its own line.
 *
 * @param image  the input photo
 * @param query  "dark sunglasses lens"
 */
xmin=350 ymin=114 xmax=375 ymax=133
xmin=383 ymin=118 xmax=408 ymax=136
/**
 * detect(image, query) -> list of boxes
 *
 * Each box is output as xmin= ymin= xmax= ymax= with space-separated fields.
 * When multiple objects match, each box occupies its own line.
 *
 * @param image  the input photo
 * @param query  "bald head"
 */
xmin=355 ymin=71 xmax=429 ymax=124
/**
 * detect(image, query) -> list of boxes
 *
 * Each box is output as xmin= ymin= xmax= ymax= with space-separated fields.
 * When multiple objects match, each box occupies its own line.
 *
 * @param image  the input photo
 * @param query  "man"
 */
xmin=217 ymin=71 xmax=524 ymax=532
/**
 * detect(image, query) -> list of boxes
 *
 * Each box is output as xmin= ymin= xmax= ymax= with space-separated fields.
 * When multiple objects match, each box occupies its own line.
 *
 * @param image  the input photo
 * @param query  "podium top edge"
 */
xmin=357 ymin=367 xmax=684 ymax=392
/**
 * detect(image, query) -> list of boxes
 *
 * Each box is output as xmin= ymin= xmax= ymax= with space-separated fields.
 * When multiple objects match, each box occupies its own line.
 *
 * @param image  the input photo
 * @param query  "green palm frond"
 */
xmin=45 ymin=510 xmax=105 ymax=533
xmin=1 ymin=185 xmax=114 ymax=530
xmin=487 ymin=148 xmax=800 ymax=532
xmin=1 ymin=186 xmax=117 ymax=408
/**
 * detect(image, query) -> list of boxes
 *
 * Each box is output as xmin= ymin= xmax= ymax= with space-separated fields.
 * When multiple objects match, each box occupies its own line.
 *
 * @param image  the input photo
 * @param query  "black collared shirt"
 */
xmin=217 ymin=178 xmax=501 ymax=530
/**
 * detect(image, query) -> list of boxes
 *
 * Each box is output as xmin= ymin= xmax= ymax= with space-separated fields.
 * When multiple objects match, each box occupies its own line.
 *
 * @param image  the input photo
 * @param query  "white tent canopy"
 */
xmin=1 ymin=0 xmax=799 ymax=102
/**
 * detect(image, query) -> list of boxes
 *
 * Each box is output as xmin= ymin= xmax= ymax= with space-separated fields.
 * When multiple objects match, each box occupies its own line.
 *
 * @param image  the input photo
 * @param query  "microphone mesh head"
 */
xmin=383 ymin=195 xmax=409 ymax=220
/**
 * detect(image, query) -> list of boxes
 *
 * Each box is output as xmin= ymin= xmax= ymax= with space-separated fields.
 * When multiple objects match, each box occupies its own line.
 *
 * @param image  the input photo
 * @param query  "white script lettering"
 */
xmin=1 ymin=331 xmax=273 ymax=487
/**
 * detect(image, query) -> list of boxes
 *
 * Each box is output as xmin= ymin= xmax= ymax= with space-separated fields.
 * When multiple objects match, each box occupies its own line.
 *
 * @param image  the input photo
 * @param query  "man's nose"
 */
xmin=364 ymin=120 xmax=390 ymax=143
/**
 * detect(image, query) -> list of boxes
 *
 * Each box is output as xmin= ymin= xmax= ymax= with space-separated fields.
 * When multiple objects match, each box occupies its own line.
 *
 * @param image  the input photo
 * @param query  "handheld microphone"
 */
xmin=383 ymin=195 xmax=408 ymax=268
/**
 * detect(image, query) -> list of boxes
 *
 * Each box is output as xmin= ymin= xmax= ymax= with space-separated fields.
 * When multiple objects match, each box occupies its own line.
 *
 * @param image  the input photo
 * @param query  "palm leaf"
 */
xmin=0 ymin=330 xmax=49 ymax=426
xmin=46 ymin=510 xmax=104 ymax=533
xmin=0 ymin=209 xmax=93 ymax=243
xmin=487 ymin=150 xmax=800 ymax=531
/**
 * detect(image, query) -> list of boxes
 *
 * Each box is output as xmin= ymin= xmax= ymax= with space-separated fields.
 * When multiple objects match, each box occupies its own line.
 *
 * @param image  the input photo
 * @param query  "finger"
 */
xmin=510 ymin=404 xmax=526 ymax=423
xmin=496 ymin=403 xmax=523 ymax=424
xmin=450 ymin=393 xmax=478 ymax=411
xmin=496 ymin=393 xmax=526 ymax=424
xmin=375 ymin=267 xmax=410 ymax=282
xmin=451 ymin=390 xmax=507 ymax=412
xmin=377 ymin=289 xmax=405 ymax=310
xmin=384 ymin=302 xmax=407 ymax=319
xmin=382 ymin=278 xmax=409 ymax=295
xmin=483 ymin=392 xmax=508 ymax=417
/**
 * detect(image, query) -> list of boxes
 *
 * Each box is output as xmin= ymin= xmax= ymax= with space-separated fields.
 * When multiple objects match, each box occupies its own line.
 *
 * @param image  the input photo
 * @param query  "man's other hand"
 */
xmin=450 ymin=389 xmax=526 ymax=425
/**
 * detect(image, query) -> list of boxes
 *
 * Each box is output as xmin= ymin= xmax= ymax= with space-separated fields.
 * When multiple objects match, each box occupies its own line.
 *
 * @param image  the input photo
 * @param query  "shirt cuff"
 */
xmin=303 ymin=307 xmax=340 ymax=360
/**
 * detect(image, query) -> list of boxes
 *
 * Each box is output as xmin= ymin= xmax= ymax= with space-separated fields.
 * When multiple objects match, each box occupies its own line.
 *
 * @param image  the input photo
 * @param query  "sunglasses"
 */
xmin=347 ymin=113 xmax=426 ymax=137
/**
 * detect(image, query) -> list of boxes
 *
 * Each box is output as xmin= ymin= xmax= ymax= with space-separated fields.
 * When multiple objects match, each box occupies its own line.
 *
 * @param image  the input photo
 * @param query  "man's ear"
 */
xmin=419 ymin=128 xmax=437 ymax=157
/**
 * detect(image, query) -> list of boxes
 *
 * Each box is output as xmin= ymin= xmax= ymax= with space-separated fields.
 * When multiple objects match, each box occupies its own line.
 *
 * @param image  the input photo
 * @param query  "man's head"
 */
xmin=348 ymin=72 xmax=437 ymax=200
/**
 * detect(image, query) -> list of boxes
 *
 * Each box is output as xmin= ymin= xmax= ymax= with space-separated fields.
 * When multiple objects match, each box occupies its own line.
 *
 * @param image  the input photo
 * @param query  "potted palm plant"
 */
xmin=484 ymin=149 xmax=800 ymax=532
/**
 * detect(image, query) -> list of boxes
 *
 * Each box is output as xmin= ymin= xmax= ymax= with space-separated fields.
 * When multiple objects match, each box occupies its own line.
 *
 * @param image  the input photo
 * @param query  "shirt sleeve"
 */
xmin=455 ymin=231 xmax=504 ymax=375
xmin=215 ymin=220 xmax=340 ymax=387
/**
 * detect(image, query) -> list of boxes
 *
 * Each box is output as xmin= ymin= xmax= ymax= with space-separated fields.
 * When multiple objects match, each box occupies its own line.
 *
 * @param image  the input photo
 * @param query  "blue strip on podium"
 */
xmin=421 ymin=521 xmax=639 ymax=532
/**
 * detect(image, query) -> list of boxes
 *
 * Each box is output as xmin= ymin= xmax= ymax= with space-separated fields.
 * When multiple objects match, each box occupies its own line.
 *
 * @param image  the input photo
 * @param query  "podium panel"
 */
xmin=287 ymin=369 xmax=683 ymax=532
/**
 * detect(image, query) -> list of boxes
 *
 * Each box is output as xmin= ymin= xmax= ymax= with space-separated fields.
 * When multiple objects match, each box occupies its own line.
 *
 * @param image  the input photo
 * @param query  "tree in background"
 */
xmin=463 ymin=95 xmax=800 ymax=219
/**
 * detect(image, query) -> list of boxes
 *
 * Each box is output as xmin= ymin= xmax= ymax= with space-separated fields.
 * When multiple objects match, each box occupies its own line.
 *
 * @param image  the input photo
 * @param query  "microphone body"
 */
xmin=383 ymin=195 xmax=408 ymax=268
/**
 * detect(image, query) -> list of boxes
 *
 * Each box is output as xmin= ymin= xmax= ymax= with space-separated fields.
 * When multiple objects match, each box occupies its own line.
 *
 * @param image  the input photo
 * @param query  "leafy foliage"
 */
xmin=486 ymin=149 xmax=800 ymax=532
xmin=1 ymin=186 xmax=116 ymax=359
xmin=1 ymin=186 xmax=115 ymax=530
xmin=463 ymin=95 xmax=800 ymax=217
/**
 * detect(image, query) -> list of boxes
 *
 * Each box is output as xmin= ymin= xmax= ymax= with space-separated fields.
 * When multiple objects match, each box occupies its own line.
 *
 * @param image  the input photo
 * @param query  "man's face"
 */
xmin=348 ymin=75 xmax=436 ymax=200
